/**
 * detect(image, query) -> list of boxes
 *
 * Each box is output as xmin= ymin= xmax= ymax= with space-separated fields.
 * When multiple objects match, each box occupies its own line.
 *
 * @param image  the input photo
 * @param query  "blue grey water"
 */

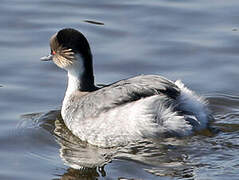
xmin=1 ymin=0 xmax=239 ymax=179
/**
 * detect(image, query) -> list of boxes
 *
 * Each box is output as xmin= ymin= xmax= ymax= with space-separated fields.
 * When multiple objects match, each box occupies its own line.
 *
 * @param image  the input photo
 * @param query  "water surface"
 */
xmin=1 ymin=0 xmax=239 ymax=179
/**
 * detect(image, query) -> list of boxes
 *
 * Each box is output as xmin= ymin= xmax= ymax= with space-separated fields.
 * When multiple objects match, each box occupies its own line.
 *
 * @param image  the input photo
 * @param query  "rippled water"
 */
xmin=1 ymin=0 xmax=239 ymax=179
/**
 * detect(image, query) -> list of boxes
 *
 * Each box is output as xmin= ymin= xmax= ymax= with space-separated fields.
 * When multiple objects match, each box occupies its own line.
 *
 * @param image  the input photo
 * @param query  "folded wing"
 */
xmin=67 ymin=75 xmax=180 ymax=121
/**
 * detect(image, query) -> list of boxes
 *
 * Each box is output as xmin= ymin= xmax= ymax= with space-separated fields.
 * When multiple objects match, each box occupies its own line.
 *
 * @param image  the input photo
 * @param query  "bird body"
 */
xmin=41 ymin=28 xmax=210 ymax=147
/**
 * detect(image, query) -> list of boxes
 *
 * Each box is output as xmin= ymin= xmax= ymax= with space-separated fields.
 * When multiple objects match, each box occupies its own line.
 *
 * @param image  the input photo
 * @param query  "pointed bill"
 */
xmin=40 ymin=54 xmax=53 ymax=61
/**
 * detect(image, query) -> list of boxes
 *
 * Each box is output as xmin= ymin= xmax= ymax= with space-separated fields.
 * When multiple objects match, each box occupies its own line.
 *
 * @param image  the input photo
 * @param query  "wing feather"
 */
xmin=66 ymin=75 xmax=180 ymax=121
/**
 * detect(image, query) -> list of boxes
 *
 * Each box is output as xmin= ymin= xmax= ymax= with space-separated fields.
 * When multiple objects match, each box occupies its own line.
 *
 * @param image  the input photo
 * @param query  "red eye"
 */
xmin=52 ymin=51 xmax=56 ymax=55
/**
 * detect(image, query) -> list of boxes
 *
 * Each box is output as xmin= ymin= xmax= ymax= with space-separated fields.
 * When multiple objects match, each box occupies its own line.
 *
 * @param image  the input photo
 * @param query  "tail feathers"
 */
xmin=183 ymin=113 xmax=201 ymax=130
xmin=175 ymin=80 xmax=210 ymax=130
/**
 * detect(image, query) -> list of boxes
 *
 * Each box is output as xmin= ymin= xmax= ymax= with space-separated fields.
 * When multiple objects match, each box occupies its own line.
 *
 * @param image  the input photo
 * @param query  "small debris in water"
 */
xmin=84 ymin=20 xmax=104 ymax=26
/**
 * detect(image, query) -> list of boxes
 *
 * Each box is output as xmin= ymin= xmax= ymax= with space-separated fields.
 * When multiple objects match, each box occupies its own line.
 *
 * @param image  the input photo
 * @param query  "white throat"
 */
xmin=65 ymin=54 xmax=85 ymax=97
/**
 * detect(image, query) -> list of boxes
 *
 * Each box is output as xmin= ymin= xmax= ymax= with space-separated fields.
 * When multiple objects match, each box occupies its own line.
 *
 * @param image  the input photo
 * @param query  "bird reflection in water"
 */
xmin=21 ymin=109 xmax=218 ymax=179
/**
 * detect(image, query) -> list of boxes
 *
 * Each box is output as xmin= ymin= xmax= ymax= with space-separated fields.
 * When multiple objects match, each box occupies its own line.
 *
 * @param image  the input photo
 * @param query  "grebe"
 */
xmin=41 ymin=28 xmax=210 ymax=147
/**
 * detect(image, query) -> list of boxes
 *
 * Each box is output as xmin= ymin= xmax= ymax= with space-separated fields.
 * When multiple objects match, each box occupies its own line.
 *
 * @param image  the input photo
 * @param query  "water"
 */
xmin=1 ymin=0 xmax=239 ymax=179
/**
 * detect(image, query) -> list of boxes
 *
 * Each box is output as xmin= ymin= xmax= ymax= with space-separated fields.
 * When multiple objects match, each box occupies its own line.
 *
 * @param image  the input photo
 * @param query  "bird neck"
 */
xmin=65 ymin=54 xmax=96 ymax=97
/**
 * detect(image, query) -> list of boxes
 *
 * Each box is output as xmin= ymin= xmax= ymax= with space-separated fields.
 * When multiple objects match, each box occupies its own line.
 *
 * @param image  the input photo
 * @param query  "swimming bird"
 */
xmin=41 ymin=28 xmax=211 ymax=147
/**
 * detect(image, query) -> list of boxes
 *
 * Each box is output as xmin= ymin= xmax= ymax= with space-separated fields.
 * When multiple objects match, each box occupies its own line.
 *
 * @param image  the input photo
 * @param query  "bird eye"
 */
xmin=51 ymin=49 xmax=56 ymax=55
